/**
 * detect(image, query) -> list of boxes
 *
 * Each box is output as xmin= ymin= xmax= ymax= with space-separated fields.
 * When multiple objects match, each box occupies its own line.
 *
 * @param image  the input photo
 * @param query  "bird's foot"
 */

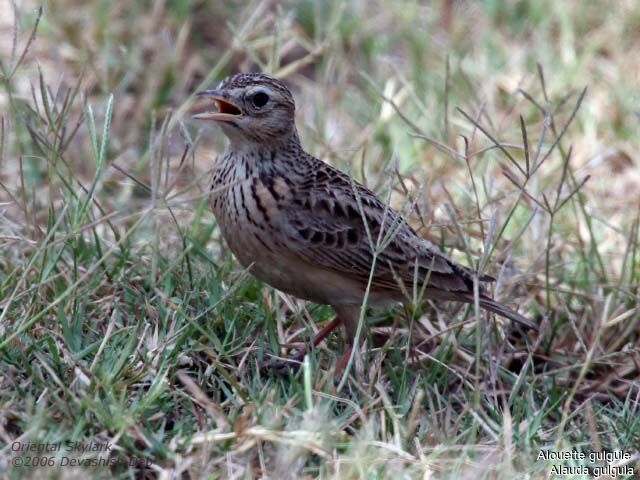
xmin=259 ymin=355 xmax=303 ymax=375
xmin=259 ymin=316 xmax=344 ymax=375
xmin=334 ymin=343 xmax=353 ymax=376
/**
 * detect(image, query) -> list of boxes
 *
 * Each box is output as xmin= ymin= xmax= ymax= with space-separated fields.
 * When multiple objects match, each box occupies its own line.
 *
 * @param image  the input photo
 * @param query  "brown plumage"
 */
xmin=193 ymin=73 xmax=534 ymax=364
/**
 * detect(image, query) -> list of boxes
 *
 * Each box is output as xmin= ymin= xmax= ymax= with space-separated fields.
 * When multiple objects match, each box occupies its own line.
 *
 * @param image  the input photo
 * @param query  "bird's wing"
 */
xmin=278 ymin=158 xmax=482 ymax=295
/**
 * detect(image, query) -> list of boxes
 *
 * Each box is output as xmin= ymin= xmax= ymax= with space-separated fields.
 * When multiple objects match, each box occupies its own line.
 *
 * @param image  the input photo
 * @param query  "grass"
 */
xmin=1 ymin=0 xmax=639 ymax=478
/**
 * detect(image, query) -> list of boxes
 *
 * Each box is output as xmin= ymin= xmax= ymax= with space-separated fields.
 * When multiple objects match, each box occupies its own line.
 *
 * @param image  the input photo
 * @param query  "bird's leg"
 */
xmin=260 ymin=316 xmax=343 ymax=373
xmin=261 ymin=305 xmax=362 ymax=374
xmin=334 ymin=343 xmax=353 ymax=375
xmin=309 ymin=316 xmax=343 ymax=350
xmin=332 ymin=305 xmax=363 ymax=377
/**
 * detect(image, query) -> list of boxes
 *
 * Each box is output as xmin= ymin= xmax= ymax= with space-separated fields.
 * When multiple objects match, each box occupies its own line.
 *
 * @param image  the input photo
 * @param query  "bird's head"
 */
xmin=193 ymin=73 xmax=297 ymax=146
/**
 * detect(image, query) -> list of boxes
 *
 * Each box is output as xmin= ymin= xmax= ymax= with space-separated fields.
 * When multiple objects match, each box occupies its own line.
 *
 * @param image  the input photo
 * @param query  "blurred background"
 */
xmin=1 ymin=0 xmax=639 ymax=478
xmin=2 ymin=0 xmax=638 ymax=219
xmin=1 ymin=0 xmax=639 ymax=240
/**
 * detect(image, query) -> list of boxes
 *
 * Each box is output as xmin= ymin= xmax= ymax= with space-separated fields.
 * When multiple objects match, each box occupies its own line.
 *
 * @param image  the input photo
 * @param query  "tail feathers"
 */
xmin=477 ymin=296 xmax=536 ymax=330
xmin=434 ymin=291 xmax=536 ymax=330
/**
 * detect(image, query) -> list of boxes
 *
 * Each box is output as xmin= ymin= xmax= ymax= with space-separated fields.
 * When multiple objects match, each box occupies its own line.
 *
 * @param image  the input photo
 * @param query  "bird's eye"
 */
xmin=252 ymin=92 xmax=269 ymax=108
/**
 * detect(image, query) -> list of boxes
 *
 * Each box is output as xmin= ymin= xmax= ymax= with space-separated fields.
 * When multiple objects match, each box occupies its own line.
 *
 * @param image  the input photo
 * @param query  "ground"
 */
xmin=0 ymin=0 xmax=639 ymax=478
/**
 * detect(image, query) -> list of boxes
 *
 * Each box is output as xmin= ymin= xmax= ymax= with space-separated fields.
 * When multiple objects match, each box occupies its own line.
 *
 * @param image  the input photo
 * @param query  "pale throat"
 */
xmin=220 ymin=129 xmax=301 ymax=171
xmin=218 ymin=143 xmax=281 ymax=182
xmin=220 ymin=120 xmax=300 ymax=150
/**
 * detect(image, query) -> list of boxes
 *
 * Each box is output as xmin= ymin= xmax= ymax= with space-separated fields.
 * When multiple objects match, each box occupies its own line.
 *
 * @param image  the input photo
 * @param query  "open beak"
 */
xmin=192 ymin=89 xmax=243 ymax=121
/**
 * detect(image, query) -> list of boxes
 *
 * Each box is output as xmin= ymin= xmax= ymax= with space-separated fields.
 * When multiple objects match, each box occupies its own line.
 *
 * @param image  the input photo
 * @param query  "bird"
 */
xmin=193 ymin=72 xmax=534 ymax=369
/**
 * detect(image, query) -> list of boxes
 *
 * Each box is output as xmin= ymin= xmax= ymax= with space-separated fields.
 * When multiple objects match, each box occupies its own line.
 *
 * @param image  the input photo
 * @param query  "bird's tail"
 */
xmin=477 ymin=295 xmax=536 ymax=330
xmin=433 ymin=290 xmax=536 ymax=330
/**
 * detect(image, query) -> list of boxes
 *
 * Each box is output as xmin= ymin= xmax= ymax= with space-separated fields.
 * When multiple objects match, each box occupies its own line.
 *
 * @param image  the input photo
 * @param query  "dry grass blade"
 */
xmin=5 ymin=5 xmax=42 ymax=79
xmin=457 ymin=107 xmax=527 ymax=177
xmin=519 ymin=115 xmax=530 ymax=177
xmin=177 ymin=371 xmax=230 ymax=429
xmin=532 ymin=87 xmax=588 ymax=176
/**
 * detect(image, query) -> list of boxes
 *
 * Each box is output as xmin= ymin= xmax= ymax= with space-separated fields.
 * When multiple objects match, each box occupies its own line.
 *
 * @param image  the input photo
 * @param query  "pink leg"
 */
xmin=261 ymin=316 xmax=343 ymax=371
xmin=334 ymin=343 xmax=353 ymax=376
xmin=288 ymin=316 xmax=343 ymax=363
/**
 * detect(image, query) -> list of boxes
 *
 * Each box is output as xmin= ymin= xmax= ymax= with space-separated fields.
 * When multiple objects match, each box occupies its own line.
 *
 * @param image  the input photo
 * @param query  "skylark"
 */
xmin=194 ymin=73 xmax=533 ymax=366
